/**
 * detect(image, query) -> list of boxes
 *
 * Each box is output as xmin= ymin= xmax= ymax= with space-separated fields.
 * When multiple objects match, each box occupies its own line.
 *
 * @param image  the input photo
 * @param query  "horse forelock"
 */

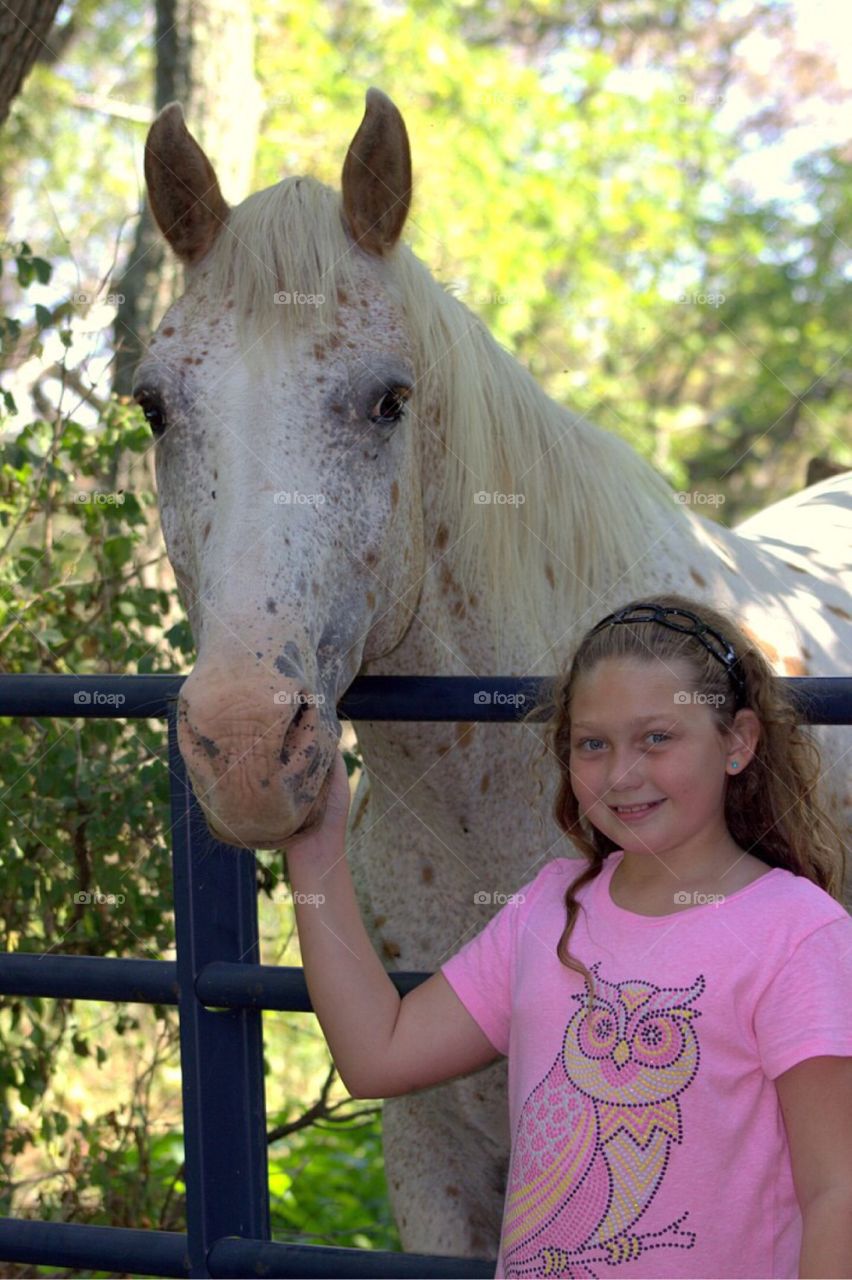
xmin=203 ymin=174 xmax=361 ymax=346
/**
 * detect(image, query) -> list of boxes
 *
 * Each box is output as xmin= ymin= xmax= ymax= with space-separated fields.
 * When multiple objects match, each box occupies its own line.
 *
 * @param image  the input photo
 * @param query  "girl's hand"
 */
xmin=284 ymin=749 xmax=353 ymax=864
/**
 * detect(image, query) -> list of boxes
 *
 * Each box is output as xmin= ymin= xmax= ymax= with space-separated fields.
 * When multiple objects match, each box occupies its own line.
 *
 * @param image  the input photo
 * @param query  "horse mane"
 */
xmin=204 ymin=174 xmax=690 ymax=669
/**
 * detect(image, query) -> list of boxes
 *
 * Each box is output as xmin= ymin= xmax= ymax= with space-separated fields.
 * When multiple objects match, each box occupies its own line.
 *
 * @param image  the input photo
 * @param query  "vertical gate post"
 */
xmin=168 ymin=703 xmax=271 ymax=1277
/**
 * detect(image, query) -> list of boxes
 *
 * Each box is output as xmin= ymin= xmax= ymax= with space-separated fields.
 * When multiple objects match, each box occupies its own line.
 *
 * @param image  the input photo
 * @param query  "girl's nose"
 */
xmin=609 ymin=752 xmax=646 ymax=788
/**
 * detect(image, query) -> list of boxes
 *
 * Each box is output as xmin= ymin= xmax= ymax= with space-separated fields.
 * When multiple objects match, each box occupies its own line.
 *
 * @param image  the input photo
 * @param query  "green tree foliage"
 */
xmin=0 ymin=241 xmax=182 ymax=1235
xmin=5 ymin=2 xmax=850 ymax=507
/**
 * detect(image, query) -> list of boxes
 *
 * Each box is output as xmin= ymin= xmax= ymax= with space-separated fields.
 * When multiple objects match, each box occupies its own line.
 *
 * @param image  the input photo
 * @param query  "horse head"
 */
xmin=134 ymin=89 xmax=427 ymax=848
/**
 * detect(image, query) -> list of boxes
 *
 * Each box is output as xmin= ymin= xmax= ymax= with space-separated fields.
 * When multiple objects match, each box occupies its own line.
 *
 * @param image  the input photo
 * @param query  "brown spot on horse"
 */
xmin=439 ymin=562 xmax=462 ymax=596
xmin=783 ymin=656 xmax=809 ymax=676
xmin=741 ymin=624 xmax=779 ymax=664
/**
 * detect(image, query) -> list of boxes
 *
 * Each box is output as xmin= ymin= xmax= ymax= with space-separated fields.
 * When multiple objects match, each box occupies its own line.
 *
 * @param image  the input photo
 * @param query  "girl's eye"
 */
xmin=573 ymin=732 xmax=671 ymax=752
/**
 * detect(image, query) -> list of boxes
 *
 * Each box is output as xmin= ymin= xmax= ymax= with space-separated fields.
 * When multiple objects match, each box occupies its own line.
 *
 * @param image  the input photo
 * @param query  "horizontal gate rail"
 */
xmin=0 ymin=1218 xmax=495 ymax=1277
xmin=0 ymin=953 xmax=180 ymax=1003
xmin=206 ymin=1235 xmax=497 ymax=1277
xmin=1 ymin=672 xmax=850 ymax=1277
xmin=0 ymin=954 xmax=429 ymax=1008
xmin=1 ymin=672 xmax=851 ymax=722
xmin=0 ymin=1220 xmax=190 ymax=1278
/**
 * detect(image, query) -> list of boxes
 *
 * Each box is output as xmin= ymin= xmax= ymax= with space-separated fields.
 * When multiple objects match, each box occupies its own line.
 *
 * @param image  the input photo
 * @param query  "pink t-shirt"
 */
xmin=440 ymin=850 xmax=852 ymax=1279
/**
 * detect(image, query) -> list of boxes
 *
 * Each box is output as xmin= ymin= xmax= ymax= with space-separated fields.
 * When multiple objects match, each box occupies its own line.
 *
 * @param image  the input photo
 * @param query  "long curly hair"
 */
xmin=521 ymin=591 xmax=847 ymax=1008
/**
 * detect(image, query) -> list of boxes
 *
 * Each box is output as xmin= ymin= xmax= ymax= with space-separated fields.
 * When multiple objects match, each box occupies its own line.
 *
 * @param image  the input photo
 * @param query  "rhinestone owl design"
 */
xmin=503 ymin=963 xmax=704 ymax=1278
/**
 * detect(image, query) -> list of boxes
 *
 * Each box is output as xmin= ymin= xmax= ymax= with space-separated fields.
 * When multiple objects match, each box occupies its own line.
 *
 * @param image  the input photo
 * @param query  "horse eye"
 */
xmin=369 ymin=386 xmax=409 ymax=425
xmin=135 ymin=390 xmax=167 ymax=437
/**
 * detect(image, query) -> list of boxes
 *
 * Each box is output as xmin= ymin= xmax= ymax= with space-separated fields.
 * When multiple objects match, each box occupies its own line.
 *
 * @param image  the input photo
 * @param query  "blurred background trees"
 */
xmin=0 ymin=0 xmax=849 ymax=1270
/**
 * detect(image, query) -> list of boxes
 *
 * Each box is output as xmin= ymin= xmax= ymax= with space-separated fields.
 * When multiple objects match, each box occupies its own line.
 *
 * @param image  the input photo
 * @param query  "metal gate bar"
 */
xmin=0 ymin=673 xmax=850 ymax=723
xmin=0 ymin=954 xmax=426 ymax=1010
xmin=167 ymin=704 xmax=271 ymax=1275
xmin=0 ymin=1217 xmax=496 ymax=1277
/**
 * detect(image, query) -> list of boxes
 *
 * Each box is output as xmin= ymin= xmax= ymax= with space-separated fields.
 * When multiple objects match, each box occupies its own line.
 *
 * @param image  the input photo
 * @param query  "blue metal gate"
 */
xmin=0 ymin=673 xmax=849 ymax=1277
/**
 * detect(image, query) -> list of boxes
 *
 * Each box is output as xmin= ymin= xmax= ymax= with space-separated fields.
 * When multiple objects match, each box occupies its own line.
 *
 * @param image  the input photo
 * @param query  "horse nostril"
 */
xmin=279 ymin=695 xmax=314 ymax=766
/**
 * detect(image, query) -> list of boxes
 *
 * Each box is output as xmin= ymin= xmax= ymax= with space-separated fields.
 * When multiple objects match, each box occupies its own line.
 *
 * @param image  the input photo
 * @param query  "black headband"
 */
xmin=588 ymin=603 xmax=747 ymax=709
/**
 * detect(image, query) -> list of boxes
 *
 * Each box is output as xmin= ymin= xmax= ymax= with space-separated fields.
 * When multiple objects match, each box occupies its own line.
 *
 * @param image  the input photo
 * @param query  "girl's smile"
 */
xmin=610 ymin=798 xmax=665 ymax=821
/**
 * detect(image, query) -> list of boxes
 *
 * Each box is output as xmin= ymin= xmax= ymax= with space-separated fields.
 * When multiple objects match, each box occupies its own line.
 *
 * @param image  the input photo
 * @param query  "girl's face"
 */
xmin=568 ymin=655 xmax=746 ymax=864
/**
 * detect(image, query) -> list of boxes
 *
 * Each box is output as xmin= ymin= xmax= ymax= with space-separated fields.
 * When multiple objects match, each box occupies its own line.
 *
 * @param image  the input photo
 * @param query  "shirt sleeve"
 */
xmin=440 ymin=874 xmax=545 ymax=1057
xmin=753 ymin=915 xmax=852 ymax=1080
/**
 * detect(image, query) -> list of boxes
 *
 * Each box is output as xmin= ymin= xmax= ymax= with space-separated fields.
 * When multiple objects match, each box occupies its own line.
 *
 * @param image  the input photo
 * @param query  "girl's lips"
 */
xmin=610 ymin=799 xmax=665 ymax=822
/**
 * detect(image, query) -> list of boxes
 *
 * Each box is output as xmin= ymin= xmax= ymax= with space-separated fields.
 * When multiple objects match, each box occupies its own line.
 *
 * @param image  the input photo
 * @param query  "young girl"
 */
xmin=285 ymin=591 xmax=852 ymax=1279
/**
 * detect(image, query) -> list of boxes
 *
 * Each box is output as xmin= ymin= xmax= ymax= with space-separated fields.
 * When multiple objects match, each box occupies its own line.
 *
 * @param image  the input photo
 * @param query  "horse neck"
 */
xmin=370 ymin=421 xmax=697 ymax=684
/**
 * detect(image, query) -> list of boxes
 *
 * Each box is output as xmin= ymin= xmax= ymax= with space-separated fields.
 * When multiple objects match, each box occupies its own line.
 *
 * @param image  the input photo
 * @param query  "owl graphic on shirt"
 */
xmin=503 ymin=963 xmax=704 ymax=1279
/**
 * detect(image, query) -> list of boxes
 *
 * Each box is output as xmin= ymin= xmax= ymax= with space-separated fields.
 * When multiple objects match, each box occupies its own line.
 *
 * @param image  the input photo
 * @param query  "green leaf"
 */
xmin=165 ymin=620 xmax=194 ymax=655
xmin=103 ymin=534 xmax=135 ymax=567
xmin=71 ymin=1034 xmax=90 ymax=1058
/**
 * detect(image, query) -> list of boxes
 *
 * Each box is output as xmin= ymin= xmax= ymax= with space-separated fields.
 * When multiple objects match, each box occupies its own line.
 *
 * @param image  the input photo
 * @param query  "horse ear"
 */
xmin=144 ymin=102 xmax=230 ymax=265
xmin=341 ymin=87 xmax=412 ymax=256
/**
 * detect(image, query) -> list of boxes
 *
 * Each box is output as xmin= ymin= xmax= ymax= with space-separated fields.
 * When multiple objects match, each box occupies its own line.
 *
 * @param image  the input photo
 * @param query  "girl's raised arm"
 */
xmin=285 ymin=752 xmax=501 ymax=1099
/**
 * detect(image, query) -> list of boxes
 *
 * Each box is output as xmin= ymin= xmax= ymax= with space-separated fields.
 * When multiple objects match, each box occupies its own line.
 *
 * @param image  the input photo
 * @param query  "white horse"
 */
xmin=134 ymin=88 xmax=852 ymax=1260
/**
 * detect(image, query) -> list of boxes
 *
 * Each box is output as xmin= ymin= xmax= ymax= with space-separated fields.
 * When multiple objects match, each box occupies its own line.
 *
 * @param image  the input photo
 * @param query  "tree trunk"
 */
xmin=111 ymin=0 xmax=261 ymax=398
xmin=110 ymin=0 xmax=261 ymax=615
xmin=0 ymin=0 xmax=62 ymax=128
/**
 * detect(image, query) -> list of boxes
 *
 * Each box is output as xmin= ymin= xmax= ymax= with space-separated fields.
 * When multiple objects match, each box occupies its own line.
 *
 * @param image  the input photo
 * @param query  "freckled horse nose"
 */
xmin=176 ymin=661 xmax=334 ymax=847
